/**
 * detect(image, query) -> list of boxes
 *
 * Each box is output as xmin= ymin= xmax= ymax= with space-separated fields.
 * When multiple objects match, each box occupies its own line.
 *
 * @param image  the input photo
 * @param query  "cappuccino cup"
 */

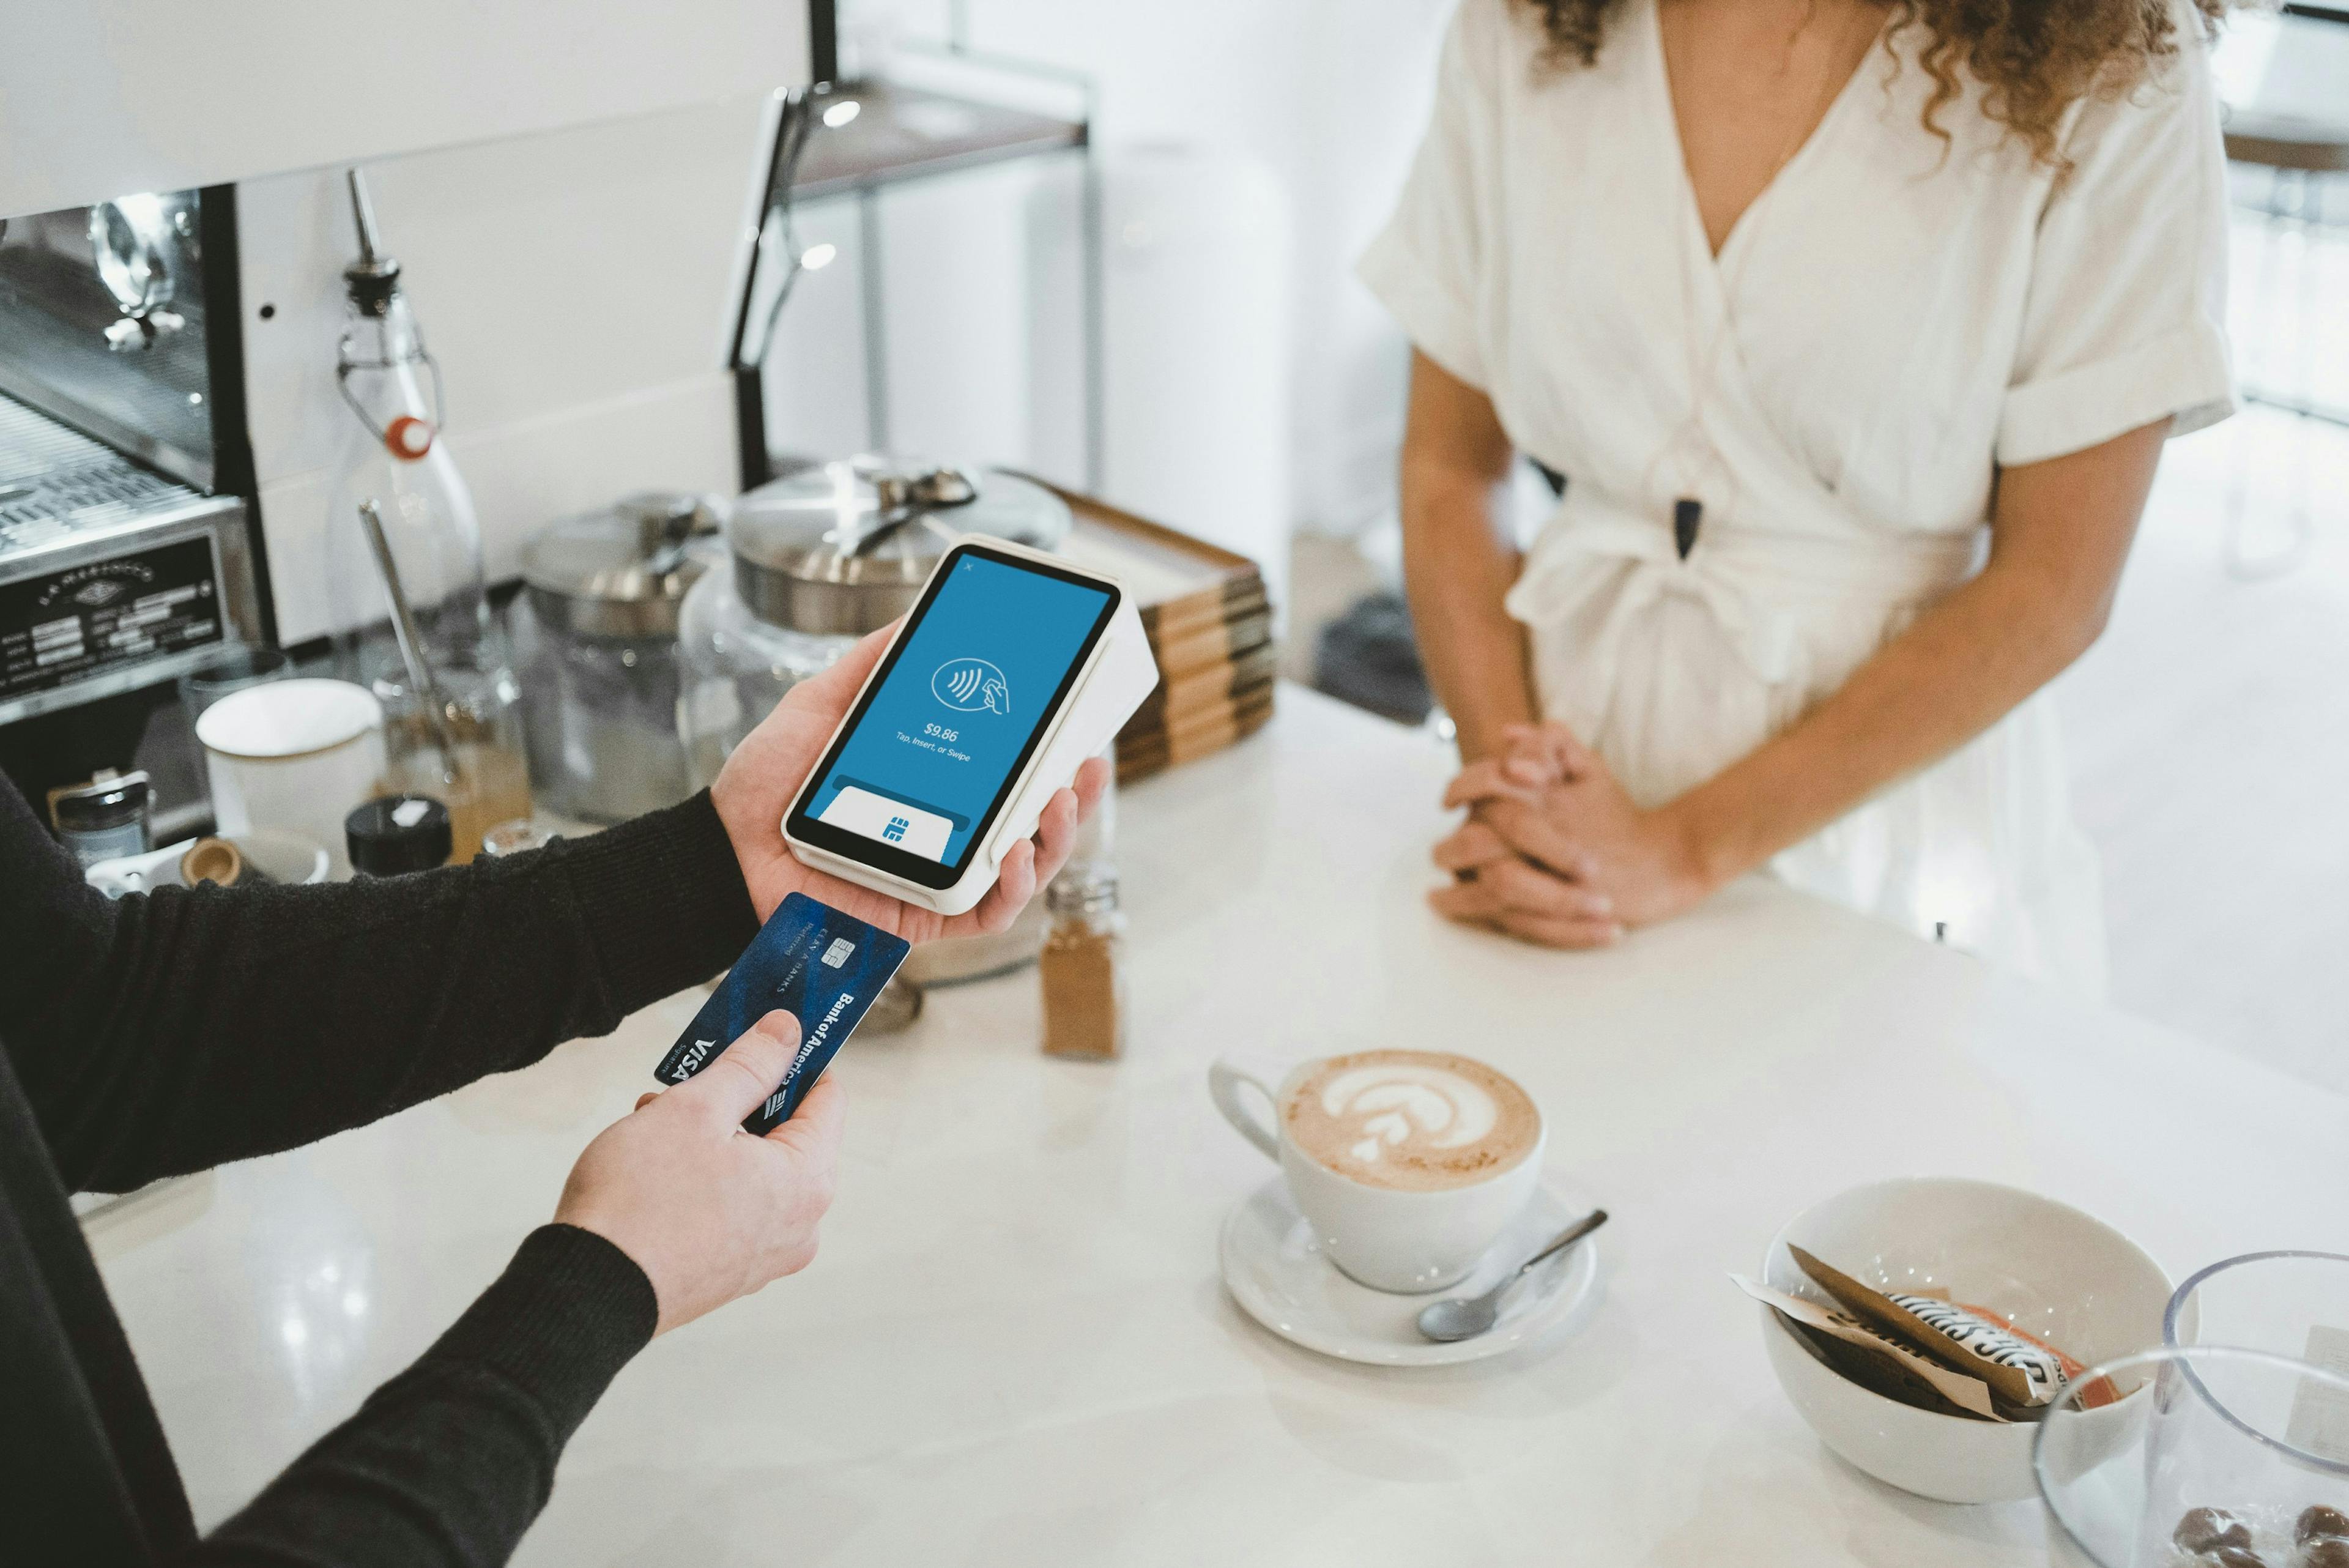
xmin=1210 ymin=1048 xmax=1545 ymax=1293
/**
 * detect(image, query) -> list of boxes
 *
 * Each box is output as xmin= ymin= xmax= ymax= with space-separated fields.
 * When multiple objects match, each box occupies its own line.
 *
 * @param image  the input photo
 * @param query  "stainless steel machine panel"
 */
xmin=0 ymin=393 xmax=258 ymax=725
xmin=0 ymin=195 xmax=218 ymax=491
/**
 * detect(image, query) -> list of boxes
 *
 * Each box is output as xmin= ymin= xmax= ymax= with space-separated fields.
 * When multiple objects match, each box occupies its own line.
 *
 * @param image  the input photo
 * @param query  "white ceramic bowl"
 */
xmin=1757 ymin=1176 xmax=2176 ymax=1504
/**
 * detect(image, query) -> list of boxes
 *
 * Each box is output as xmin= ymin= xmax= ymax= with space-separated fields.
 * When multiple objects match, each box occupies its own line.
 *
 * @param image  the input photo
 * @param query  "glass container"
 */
xmin=479 ymin=818 xmax=553 ymax=858
xmin=675 ymin=557 xmax=855 ymax=787
xmin=321 ymin=171 xmax=528 ymax=859
xmin=50 ymin=768 xmax=152 ymax=868
xmin=677 ymin=458 xmax=1074 ymax=786
xmin=725 ymin=457 xmax=1072 ymax=636
xmin=517 ymin=493 xmax=716 ymax=821
xmin=2167 ymin=1250 xmax=2349 ymax=1364
xmin=179 ymin=643 xmax=291 ymax=734
xmin=1040 ymin=861 xmax=1126 ymax=1060
xmin=2036 ymin=1345 xmax=2349 ymax=1568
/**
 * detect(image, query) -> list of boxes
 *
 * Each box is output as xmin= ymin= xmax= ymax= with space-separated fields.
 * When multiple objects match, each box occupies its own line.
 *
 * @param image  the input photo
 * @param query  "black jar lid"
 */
xmin=345 ymin=795 xmax=453 ymax=876
xmin=50 ymin=770 xmax=150 ymax=833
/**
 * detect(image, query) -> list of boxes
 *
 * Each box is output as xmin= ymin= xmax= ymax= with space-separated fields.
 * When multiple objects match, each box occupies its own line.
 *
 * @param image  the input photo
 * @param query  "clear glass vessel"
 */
xmin=516 ymin=494 xmax=718 ymax=822
xmin=674 ymin=557 xmax=856 ymax=788
xmin=2165 ymin=1250 xmax=2349 ymax=1359
xmin=2036 ymin=1345 xmax=2349 ymax=1568
xmin=321 ymin=173 xmax=527 ymax=860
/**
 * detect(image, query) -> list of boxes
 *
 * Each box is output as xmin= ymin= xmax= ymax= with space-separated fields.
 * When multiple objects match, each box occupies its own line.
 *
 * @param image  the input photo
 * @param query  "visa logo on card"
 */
xmin=654 ymin=892 xmax=911 ymax=1135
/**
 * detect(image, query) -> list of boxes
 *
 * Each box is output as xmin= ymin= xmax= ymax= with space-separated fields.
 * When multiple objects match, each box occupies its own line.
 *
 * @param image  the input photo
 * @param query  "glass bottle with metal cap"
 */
xmin=322 ymin=169 xmax=529 ymax=860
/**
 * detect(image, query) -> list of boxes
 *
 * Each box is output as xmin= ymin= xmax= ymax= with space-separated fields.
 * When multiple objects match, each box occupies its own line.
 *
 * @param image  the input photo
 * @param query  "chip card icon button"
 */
xmin=817 ymin=786 xmax=954 ymax=861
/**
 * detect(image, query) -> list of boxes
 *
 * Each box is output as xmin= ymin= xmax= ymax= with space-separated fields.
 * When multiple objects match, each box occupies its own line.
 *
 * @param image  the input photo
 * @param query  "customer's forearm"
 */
xmin=1394 ymin=350 xmax=1537 ymax=760
xmin=1666 ymin=422 xmax=2161 ymax=890
xmin=1668 ymin=560 xmax=2102 ymax=890
xmin=1400 ymin=468 xmax=1537 ymax=760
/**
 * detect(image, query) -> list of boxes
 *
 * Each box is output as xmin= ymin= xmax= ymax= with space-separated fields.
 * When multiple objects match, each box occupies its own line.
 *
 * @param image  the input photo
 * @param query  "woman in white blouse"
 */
xmin=1362 ymin=0 xmax=2235 ymax=990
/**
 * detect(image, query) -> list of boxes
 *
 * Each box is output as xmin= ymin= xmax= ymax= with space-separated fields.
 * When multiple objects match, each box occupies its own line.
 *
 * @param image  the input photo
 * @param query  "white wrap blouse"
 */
xmin=1360 ymin=0 xmax=2235 ymax=990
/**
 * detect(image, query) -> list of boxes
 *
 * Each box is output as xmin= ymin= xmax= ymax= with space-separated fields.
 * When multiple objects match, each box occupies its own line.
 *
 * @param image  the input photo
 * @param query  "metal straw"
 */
xmin=355 ymin=497 xmax=462 ymax=784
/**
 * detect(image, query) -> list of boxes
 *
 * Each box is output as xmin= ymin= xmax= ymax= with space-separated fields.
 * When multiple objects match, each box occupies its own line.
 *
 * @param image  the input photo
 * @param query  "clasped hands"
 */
xmin=1430 ymin=722 xmax=1714 ymax=948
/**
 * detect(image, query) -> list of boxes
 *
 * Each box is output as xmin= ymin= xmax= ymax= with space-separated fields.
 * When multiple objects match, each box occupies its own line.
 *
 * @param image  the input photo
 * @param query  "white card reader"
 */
xmin=782 ymin=535 xmax=1160 ymax=917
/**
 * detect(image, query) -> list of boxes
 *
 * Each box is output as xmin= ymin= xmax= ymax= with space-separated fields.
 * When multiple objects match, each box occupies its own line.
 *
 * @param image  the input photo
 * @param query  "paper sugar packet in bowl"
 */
xmin=1786 ymin=1246 xmax=2120 ymax=1416
xmin=1731 ymin=1275 xmax=2005 ymax=1421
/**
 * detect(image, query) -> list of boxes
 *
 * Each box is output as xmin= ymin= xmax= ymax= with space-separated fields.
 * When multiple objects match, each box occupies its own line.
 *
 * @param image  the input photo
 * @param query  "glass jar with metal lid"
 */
xmin=676 ymin=457 xmax=1072 ymax=787
xmin=516 ymin=491 xmax=718 ymax=822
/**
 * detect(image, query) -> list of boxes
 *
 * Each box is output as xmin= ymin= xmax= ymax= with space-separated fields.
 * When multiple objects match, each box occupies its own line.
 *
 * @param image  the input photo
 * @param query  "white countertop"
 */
xmin=92 ymin=686 xmax=2349 ymax=1566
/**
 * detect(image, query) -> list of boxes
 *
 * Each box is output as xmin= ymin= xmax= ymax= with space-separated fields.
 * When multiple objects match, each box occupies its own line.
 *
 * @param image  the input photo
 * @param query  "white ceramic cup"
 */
xmin=1209 ymin=1053 xmax=1546 ymax=1293
xmin=197 ymin=678 xmax=387 ymax=879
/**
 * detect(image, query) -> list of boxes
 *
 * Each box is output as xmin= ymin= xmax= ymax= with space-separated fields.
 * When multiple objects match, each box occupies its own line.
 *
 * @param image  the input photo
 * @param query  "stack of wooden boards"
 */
xmin=1031 ymin=481 xmax=1277 ymax=785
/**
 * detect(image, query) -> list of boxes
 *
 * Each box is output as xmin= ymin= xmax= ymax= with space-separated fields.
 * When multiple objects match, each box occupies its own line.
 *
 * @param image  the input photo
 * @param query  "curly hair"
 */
xmin=1516 ymin=0 xmax=2228 ymax=169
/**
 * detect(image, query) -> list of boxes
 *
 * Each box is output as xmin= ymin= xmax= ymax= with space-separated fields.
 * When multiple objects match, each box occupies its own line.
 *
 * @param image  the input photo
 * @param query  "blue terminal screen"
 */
xmin=804 ymin=555 xmax=1113 ymax=866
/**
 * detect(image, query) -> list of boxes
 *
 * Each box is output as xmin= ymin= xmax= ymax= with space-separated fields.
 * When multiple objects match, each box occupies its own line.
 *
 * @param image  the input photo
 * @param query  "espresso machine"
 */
xmin=0 ymin=189 xmax=265 ymax=837
xmin=0 ymin=0 xmax=817 ymax=851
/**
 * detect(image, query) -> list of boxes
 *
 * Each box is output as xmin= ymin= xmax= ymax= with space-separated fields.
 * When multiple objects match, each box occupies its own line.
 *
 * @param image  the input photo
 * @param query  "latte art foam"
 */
xmin=1283 ymin=1050 xmax=1540 ymax=1191
xmin=1318 ymin=1063 xmax=1498 ymax=1165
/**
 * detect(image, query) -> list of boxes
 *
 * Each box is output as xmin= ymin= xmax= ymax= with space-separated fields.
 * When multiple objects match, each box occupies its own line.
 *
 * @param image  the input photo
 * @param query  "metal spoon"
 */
xmin=356 ymin=497 xmax=463 ymax=786
xmin=1416 ymin=1208 xmax=1609 ymax=1343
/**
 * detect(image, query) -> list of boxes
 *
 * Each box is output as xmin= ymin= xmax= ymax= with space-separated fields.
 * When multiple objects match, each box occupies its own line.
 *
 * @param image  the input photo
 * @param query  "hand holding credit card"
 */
xmin=656 ymin=893 xmax=911 ymax=1135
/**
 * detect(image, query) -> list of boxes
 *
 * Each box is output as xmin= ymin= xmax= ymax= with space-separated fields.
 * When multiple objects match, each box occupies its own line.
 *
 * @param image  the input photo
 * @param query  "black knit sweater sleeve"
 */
xmin=185 ymin=1224 xmax=658 ymax=1568
xmin=0 ymin=774 xmax=758 ymax=1195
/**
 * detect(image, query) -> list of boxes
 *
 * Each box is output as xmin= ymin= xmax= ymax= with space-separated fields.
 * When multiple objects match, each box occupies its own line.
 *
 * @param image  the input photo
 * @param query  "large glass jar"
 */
xmin=677 ymin=458 xmax=1073 ymax=786
xmin=518 ymin=494 xmax=717 ymax=821
xmin=675 ymin=557 xmax=856 ymax=788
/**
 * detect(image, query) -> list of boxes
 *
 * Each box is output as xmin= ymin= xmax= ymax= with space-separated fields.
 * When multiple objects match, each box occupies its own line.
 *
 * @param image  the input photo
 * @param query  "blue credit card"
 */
xmin=654 ymin=892 xmax=911 ymax=1135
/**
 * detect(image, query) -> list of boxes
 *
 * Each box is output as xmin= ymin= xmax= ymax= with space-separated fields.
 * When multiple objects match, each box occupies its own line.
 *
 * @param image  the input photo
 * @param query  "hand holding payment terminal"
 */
xmin=782 ymin=535 xmax=1160 ymax=916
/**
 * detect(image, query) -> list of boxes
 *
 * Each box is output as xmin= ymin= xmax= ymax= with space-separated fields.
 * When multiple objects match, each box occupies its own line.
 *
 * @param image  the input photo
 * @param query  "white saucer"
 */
xmin=1219 ymin=1175 xmax=1603 ymax=1366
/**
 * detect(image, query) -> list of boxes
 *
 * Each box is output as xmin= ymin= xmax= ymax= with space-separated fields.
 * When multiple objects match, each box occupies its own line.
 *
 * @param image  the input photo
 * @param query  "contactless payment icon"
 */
xmin=933 ymin=656 xmax=1011 ymax=716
